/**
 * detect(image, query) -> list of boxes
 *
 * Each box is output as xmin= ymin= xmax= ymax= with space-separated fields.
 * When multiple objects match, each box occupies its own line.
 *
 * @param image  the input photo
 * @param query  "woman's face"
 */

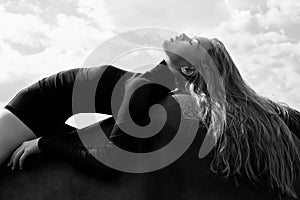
xmin=162 ymin=33 xmax=212 ymax=89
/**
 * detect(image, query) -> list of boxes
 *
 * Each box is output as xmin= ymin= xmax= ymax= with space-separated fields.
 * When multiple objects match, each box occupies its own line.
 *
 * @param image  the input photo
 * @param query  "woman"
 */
xmin=1 ymin=33 xmax=300 ymax=199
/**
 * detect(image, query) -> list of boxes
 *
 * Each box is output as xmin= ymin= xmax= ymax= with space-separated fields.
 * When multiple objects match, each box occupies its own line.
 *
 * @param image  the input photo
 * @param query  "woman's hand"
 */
xmin=7 ymin=137 xmax=41 ymax=170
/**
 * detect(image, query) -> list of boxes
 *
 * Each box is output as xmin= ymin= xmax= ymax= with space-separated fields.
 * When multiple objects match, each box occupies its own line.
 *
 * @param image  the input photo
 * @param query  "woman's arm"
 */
xmin=37 ymin=117 xmax=119 ymax=173
xmin=34 ymin=60 xmax=177 ymax=171
xmin=36 ymin=74 xmax=176 ymax=167
xmin=38 ymin=133 xmax=104 ymax=170
xmin=66 ymin=65 xmax=135 ymax=116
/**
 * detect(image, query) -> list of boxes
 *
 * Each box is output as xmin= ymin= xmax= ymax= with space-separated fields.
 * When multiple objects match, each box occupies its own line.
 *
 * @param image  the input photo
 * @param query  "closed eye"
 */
xmin=190 ymin=38 xmax=200 ymax=46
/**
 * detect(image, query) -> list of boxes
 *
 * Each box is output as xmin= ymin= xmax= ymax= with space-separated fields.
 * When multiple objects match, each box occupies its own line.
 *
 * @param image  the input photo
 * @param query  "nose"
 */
xmin=181 ymin=33 xmax=191 ymax=41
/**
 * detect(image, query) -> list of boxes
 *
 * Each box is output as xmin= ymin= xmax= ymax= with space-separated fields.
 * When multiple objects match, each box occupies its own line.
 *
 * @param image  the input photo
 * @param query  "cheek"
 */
xmin=166 ymin=44 xmax=192 ymax=64
xmin=175 ymin=46 xmax=200 ymax=65
xmin=174 ymin=43 xmax=192 ymax=56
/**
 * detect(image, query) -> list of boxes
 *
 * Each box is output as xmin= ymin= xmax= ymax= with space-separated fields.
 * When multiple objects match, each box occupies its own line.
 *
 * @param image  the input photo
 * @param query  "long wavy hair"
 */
xmin=181 ymin=38 xmax=300 ymax=199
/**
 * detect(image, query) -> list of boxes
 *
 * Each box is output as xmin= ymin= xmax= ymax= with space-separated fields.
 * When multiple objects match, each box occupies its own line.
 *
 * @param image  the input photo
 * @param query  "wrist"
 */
xmin=36 ymin=137 xmax=42 ymax=153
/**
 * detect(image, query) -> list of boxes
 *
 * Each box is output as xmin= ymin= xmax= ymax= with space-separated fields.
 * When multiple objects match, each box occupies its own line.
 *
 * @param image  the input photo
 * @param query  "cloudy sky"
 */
xmin=0 ymin=0 xmax=299 ymax=128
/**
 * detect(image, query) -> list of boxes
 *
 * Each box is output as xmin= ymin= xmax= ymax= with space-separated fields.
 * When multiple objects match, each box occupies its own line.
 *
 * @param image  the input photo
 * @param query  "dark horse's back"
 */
xmin=0 ymin=116 xmax=299 ymax=200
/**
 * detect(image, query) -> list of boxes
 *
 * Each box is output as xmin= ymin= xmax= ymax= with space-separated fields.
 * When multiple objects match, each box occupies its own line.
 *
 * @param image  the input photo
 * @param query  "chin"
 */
xmin=161 ymin=39 xmax=170 ymax=50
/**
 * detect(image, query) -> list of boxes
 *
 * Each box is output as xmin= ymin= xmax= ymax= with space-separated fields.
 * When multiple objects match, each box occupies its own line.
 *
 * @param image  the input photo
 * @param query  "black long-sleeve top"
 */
xmin=37 ymin=59 xmax=184 ymax=171
xmin=36 ymin=59 xmax=300 ymax=173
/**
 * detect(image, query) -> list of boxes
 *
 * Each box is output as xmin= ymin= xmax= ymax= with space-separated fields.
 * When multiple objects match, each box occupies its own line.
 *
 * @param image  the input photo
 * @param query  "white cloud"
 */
xmin=267 ymin=0 xmax=300 ymax=20
xmin=203 ymin=1 xmax=300 ymax=110
xmin=77 ymin=0 xmax=115 ymax=30
xmin=0 ymin=2 xmax=116 ymax=106
xmin=0 ymin=5 xmax=50 ymax=47
xmin=101 ymin=0 xmax=231 ymax=33
xmin=0 ymin=0 xmax=299 ymax=114
xmin=227 ymin=0 xmax=268 ymax=13
xmin=0 ymin=2 xmax=116 ymax=78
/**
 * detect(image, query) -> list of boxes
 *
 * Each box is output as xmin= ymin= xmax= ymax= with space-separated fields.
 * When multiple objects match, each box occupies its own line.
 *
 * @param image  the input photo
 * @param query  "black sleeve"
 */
xmin=38 ymin=65 xmax=135 ymax=118
xmin=37 ymin=83 xmax=171 ymax=168
xmin=68 ymin=65 xmax=135 ymax=115
xmin=37 ymin=60 xmax=177 ymax=170
xmin=38 ymin=92 xmax=182 ymax=170
xmin=37 ymin=117 xmax=119 ymax=173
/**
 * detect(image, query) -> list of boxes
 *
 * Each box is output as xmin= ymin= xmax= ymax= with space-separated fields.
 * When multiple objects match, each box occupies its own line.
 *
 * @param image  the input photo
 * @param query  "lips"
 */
xmin=170 ymin=35 xmax=181 ymax=42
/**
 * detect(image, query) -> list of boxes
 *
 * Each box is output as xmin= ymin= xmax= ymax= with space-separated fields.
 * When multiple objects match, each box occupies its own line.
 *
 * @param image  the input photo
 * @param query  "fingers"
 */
xmin=7 ymin=145 xmax=23 ymax=167
xmin=7 ymin=146 xmax=24 ymax=170
xmin=7 ymin=139 xmax=41 ymax=171
xmin=19 ymin=151 xmax=27 ymax=170
xmin=12 ymin=148 xmax=24 ymax=170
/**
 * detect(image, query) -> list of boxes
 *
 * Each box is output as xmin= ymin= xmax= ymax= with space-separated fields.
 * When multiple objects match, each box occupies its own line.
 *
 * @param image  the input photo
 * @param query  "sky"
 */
xmin=0 ymin=0 xmax=299 ymax=128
